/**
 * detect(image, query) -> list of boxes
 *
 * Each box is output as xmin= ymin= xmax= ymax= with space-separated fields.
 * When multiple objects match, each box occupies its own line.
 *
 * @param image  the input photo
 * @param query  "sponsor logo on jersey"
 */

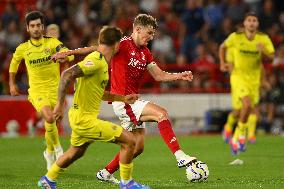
xmin=128 ymin=58 xmax=147 ymax=70
xmin=141 ymin=52 xmax=145 ymax=60
xmin=29 ymin=56 xmax=51 ymax=64
xmin=84 ymin=60 xmax=94 ymax=67
xmin=131 ymin=51 xmax=135 ymax=56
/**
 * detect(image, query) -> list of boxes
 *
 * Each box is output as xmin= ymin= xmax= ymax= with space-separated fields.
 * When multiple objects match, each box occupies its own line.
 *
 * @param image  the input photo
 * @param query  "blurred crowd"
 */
xmin=0 ymin=0 xmax=284 ymax=95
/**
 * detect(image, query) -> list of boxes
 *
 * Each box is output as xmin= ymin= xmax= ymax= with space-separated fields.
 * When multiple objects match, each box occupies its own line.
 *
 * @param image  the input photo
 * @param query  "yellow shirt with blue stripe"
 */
xmin=9 ymin=36 xmax=74 ymax=94
xmin=224 ymin=32 xmax=274 ymax=86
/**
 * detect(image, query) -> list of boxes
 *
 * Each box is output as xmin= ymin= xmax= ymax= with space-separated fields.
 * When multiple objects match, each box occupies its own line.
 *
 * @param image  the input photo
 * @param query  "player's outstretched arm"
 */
xmin=147 ymin=62 xmax=193 ymax=82
xmin=51 ymin=46 xmax=97 ymax=62
xmin=102 ymin=91 xmax=139 ymax=104
xmin=9 ymin=72 xmax=19 ymax=96
xmin=53 ymin=65 xmax=84 ymax=121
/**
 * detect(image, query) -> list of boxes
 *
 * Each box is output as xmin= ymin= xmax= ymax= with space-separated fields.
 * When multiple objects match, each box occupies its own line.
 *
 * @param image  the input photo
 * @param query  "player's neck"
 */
xmin=97 ymin=45 xmax=113 ymax=63
xmin=245 ymin=30 xmax=256 ymax=41
xmin=30 ymin=37 xmax=44 ymax=46
xmin=131 ymin=33 xmax=141 ymax=48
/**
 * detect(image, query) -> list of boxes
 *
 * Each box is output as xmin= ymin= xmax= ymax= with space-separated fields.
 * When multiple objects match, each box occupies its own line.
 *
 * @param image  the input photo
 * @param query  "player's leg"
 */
xmin=140 ymin=102 xmax=196 ymax=167
xmin=38 ymin=143 xmax=89 ymax=189
xmin=223 ymin=109 xmax=239 ymax=143
xmin=41 ymin=106 xmax=63 ymax=169
xmin=101 ymin=128 xmax=145 ymax=177
xmin=247 ymin=87 xmax=260 ymax=143
xmin=231 ymin=96 xmax=252 ymax=154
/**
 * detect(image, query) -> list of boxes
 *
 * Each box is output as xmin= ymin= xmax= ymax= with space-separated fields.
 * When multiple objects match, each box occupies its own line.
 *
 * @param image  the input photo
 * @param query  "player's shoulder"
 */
xmin=256 ymin=31 xmax=270 ymax=40
xmin=43 ymin=36 xmax=62 ymax=43
xmin=87 ymin=51 xmax=104 ymax=61
xmin=15 ymin=40 xmax=29 ymax=51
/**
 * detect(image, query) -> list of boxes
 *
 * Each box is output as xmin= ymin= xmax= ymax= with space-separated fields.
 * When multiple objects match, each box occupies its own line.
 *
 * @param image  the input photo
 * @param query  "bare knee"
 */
xmin=44 ymin=113 xmax=55 ymax=124
xmin=122 ymin=132 xmax=136 ymax=150
xmin=157 ymin=108 xmax=169 ymax=122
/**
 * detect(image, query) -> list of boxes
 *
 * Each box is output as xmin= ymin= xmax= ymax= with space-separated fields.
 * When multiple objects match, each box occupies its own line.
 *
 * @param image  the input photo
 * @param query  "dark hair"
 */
xmin=98 ymin=26 xmax=123 ymax=45
xmin=25 ymin=11 xmax=45 ymax=25
xmin=133 ymin=14 xmax=158 ymax=30
xmin=244 ymin=12 xmax=258 ymax=20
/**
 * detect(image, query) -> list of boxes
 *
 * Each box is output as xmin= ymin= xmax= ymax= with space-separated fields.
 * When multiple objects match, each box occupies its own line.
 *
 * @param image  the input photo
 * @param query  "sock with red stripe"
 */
xmin=158 ymin=119 xmax=180 ymax=154
xmin=105 ymin=153 xmax=120 ymax=174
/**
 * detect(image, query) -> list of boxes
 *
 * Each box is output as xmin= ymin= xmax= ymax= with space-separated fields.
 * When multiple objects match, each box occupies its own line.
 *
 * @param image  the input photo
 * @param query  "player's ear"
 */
xmin=26 ymin=25 xmax=30 ymax=33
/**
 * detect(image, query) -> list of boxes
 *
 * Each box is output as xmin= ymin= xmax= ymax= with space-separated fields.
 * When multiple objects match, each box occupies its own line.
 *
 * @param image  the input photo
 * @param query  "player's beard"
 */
xmin=31 ymin=31 xmax=42 ymax=40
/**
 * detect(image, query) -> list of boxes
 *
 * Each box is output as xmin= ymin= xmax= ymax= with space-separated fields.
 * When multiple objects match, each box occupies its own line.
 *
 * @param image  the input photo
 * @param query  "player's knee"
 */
xmin=157 ymin=109 xmax=169 ymax=122
xmin=44 ymin=114 xmax=55 ymax=124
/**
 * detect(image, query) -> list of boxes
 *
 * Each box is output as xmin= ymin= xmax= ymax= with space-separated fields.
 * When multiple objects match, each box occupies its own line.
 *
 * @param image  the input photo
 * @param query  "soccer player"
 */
xmin=9 ymin=11 xmax=74 ymax=169
xmin=219 ymin=12 xmax=274 ymax=154
xmin=38 ymin=26 xmax=149 ymax=189
xmin=52 ymin=14 xmax=201 ymax=183
xmin=46 ymin=24 xmax=60 ymax=39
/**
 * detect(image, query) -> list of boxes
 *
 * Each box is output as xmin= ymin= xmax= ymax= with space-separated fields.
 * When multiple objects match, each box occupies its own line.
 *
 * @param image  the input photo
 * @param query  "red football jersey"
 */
xmin=110 ymin=36 xmax=154 ymax=95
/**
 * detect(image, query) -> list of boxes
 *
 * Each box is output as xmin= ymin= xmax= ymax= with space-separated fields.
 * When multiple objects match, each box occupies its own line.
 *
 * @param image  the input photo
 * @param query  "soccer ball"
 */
xmin=186 ymin=161 xmax=209 ymax=182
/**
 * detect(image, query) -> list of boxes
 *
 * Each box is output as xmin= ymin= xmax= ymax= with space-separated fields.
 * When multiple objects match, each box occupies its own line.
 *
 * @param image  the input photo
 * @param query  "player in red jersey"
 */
xmin=52 ymin=14 xmax=202 ymax=184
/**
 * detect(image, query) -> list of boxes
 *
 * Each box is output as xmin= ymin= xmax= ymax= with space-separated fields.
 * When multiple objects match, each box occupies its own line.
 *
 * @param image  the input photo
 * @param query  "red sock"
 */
xmin=105 ymin=153 xmax=120 ymax=174
xmin=158 ymin=119 xmax=180 ymax=154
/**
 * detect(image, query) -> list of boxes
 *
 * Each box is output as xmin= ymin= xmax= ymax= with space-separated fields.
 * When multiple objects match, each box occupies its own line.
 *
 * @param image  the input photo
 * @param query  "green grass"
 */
xmin=0 ymin=135 xmax=284 ymax=189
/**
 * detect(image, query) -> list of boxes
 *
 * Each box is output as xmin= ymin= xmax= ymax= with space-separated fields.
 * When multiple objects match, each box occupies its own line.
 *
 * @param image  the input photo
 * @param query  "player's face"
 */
xmin=244 ymin=16 xmax=259 ymax=32
xmin=137 ymin=26 xmax=156 ymax=46
xmin=27 ymin=19 xmax=44 ymax=39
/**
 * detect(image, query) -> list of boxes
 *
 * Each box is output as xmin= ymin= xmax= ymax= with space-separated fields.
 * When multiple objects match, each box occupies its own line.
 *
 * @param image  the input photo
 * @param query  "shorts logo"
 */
xmin=85 ymin=60 xmax=94 ymax=67
xmin=112 ymin=125 xmax=118 ymax=130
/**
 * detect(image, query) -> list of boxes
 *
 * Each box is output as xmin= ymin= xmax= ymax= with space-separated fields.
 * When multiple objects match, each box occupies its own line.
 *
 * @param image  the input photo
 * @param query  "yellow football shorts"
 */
xmin=69 ymin=109 xmax=123 ymax=147
xmin=28 ymin=92 xmax=57 ymax=112
xmin=230 ymin=76 xmax=260 ymax=109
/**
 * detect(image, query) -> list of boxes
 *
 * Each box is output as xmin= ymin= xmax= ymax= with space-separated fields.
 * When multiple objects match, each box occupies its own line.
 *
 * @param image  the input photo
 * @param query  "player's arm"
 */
xmin=102 ymin=91 xmax=139 ymax=104
xmin=219 ymin=33 xmax=235 ymax=72
xmin=147 ymin=62 xmax=193 ymax=82
xmin=256 ymin=44 xmax=274 ymax=61
xmin=51 ymin=46 xmax=97 ymax=62
xmin=53 ymin=64 xmax=84 ymax=121
xmin=9 ymin=46 xmax=24 ymax=96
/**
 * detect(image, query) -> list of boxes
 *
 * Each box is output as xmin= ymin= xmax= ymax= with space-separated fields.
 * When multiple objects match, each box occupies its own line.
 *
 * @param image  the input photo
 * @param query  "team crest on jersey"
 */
xmin=84 ymin=60 xmax=94 ymax=67
xmin=44 ymin=48 xmax=51 ymax=55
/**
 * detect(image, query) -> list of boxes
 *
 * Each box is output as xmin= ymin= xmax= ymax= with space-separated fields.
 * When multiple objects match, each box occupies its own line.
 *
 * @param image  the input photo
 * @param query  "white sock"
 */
xmin=174 ymin=150 xmax=186 ymax=160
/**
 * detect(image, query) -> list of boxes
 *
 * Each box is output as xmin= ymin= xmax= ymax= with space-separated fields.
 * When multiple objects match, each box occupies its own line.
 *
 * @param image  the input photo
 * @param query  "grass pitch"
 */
xmin=0 ymin=135 xmax=283 ymax=189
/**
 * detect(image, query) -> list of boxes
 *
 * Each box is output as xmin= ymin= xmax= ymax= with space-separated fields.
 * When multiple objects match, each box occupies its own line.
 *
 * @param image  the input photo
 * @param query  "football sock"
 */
xmin=46 ymin=163 xmax=65 ymax=181
xmin=45 ymin=122 xmax=60 ymax=153
xmin=247 ymin=114 xmax=257 ymax=138
xmin=232 ymin=126 xmax=240 ymax=142
xmin=119 ymin=162 xmax=133 ymax=183
xmin=225 ymin=113 xmax=237 ymax=133
xmin=236 ymin=121 xmax=246 ymax=139
xmin=174 ymin=150 xmax=186 ymax=160
xmin=158 ymin=120 xmax=180 ymax=154
xmin=105 ymin=153 xmax=120 ymax=174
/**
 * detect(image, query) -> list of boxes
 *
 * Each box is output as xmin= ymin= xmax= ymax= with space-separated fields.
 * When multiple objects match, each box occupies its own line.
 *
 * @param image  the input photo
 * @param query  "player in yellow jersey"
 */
xmin=37 ymin=26 xmax=150 ymax=189
xmin=9 ymin=11 xmax=74 ymax=169
xmin=219 ymin=12 xmax=275 ymax=155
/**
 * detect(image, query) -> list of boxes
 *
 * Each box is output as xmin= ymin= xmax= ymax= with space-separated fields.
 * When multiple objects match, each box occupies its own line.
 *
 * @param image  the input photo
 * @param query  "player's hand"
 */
xmin=256 ymin=43 xmax=266 ymax=53
xmin=56 ymin=56 xmax=69 ymax=64
xmin=53 ymin=103 xmax=64 ymax=121
xmin=51 ymin=52 xmax=68 ymax=62
xmin=261 ymin=80 xmax=272 ymax=91
xmin=220 ymin=62 xmax=233 ymax=72
xmin=179 ymin=71 xmax=193 ymax=81
xmin=9 ymin=84 xmax=19 ymax=96
xmin=124 ymin=94 xmax=139 ymax=104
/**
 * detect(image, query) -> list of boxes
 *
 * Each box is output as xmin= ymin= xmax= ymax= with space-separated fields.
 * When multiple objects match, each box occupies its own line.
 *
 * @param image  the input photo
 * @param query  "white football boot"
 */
xmin=96 ymin=169 xmax=119 ymax=184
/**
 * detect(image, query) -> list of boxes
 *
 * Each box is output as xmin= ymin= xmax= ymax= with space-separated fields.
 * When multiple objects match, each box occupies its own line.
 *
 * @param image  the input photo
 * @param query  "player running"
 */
xmin=219 ymin=12 xmax=275 ymax=154
xmin=52 ymin=14 xmax=202 ymax=184
xmin=38 ymin=26 xmax=149 ymax=189
xmin=9 ymin=11 xmax=74 ymax=170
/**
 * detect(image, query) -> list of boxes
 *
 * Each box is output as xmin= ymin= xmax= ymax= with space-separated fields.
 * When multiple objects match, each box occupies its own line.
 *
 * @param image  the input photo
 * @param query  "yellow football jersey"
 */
xmin=224 ymin=32 xmax=274 ymax=86
xmin=9 ymin=36 xmax=73 ymax=94
xmin=72 ymin=51 xmax=109 ymax=115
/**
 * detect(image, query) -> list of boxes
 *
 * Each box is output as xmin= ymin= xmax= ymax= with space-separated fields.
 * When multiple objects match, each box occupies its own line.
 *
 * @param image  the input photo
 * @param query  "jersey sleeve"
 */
xmin=51 ymin=38 xmax=74 ymax=61
xmin=77 ymin=53 xmax=101 ymax=76
xmin=224 ymin=33 xmax=236 ymax=48
xmin=9 ymin=44 xmax=24 ymax=73
xmin=263 ymin=35 xmax=275 ymax=54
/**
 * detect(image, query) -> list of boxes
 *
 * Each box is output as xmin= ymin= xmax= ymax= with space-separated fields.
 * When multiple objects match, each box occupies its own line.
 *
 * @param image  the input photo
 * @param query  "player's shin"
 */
xmin=46 ymin=163 xmax=66 ymax=181
xmin=119 ymin=162 xmax=133 ymax=184
xmin=247 ymin=114 xmax=257 ymax=143
xmin=158 ymin=119 xmax=180 ymax=154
